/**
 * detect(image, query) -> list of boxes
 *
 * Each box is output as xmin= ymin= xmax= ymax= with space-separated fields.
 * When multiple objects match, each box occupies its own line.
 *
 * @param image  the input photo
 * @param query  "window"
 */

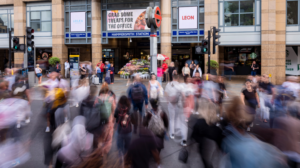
xmin=29 ymin=10 xmax=51 ymax=32
xmin=0 ymin=9 xmax=13 ymax=33
xmin=287 ymin=1 xmax=298 ymax=25
xmin=224 ymin=0 xmax=255 ymax=26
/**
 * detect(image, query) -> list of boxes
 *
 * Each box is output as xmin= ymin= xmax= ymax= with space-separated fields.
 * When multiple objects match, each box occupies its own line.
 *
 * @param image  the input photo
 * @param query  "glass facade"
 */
xmin=0 ymin=8 xmax=14 ymax=33
xmin=224 ymin=0 xmax=255 ymax=26
xmin=287 ymin=1 xmax=298 ymax=25
xmin=27 ymin=5 xmax=52 ymax=32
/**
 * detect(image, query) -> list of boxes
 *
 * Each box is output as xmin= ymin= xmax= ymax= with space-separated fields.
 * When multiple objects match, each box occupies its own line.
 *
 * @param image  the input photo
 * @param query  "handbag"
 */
xmin=110 ymin=71 xmax=113 ymax=74
xmin=178 ymin=147 xmax=189 ymax=163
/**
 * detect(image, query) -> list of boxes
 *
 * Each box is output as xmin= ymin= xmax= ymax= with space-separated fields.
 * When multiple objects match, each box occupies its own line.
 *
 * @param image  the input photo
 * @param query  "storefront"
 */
xmin=222 ymin=46 xmax=261 ymax=75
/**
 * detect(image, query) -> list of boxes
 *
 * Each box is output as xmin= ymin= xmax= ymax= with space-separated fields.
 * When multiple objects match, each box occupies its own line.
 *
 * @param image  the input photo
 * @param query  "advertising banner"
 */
xmin=286 ymin=47 xmax=300 ymax=75
xmin=71 ymin=12 xmax=86 ymax=32
xmin=179 ymin=7 xmax=198 ymax=29
xmin=107 ymin=9 xmax=150 ymax=31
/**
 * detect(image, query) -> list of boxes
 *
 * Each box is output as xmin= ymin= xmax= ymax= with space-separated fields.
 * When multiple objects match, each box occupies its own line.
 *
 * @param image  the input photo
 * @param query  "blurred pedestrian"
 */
xmin=192 ymin=64 xmax=202 ymax=77
xmin=241 ymin=79 xmax=260 ymax=131
xmin=64 ymin=60 xmax=70 ymax=78
xmin=114 ymin=96 xmax=133 ymax=157
xmin=128 ymin=75 xmax=148 ymax=133
xmin=166 ymin=62 xmax=176 ymax=82
xmin=144 ymin=99 xmax=168 ymax=153
xmin=79 ymin=63 xmax=87 ymax=80
xmin=110 ymin=63 xmax=115 ymax=84
xmin=55 ymin=61 xmax=61 ymax=73
xmin=97 ymin=60 xmax=105 ymax=84
xmin=182 ymin=63 xmax=190 ymax=77
xmin=218 ymin=76 xmax=227 ymax=119
xmin=162 ymin=61 xmax=168 ymax=82
xmin=251 ymin=61 xmax=259 ymax=76
xmin=157 ymin=62 xmax=163 ymax=86
xmin=189 ymin=60 xmax=195 ymax=77
xmin=96 ymin=65 xmax=101 ymax=84
xmin=35 ymin=64 xmax=43 ymax=84
xmin=148 ymin=73 xmax=161 ymax=102
xmin=105 ymin=61 xmax=111 ymax=84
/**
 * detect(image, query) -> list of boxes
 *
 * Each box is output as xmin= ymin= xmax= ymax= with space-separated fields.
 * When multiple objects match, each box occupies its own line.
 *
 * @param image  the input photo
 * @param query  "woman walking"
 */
xmin=182 ymin=63 xmax=190 ymax=77
xmin=148 ymin=73 xmax=162 ymax=102
xmin=166 ymin=62 xmax=177 ymax=82
xmin=189 ymin=61 xmax=195 ymax=77
xmin=157 ymin=62 xmax=163 ymax=86
xmin=110 ymin=63 xmax=115 ymax=84
xmin=35 ymin=64 xmax=43 ymax=84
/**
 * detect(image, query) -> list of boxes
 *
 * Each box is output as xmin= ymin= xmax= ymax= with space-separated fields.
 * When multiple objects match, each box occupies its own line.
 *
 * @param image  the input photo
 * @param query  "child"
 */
xmin=110 ymin=63 xmax=115 ymax=84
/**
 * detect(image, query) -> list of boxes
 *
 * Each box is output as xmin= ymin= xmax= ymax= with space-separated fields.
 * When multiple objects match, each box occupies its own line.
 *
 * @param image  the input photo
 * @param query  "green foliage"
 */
xmin=48 ymin=57 xmax=60 ymax=66
xmin=206 ymin=60 xmax=219 ymax=69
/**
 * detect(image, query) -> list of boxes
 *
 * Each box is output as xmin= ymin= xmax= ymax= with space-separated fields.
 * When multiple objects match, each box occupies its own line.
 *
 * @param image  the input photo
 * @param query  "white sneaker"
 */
xmin=64 ymin=117 xmax=68 ymax=123
xmin=247 ymin=127 xmax=250 ymax=132
xmin=45 ymin=127 xmax=50 ymax=132
xmin=16 ymin=123 xmax=21 ymax=129
xmin=181 ymin=140 xmax=187 ymax=147
xmin=25 ymin=118 xmax=30 ymax=124
xmin=76 ymin=103 xmax=79 ymax=108
xmin=170 ymin=134 xmax=175 ymax=140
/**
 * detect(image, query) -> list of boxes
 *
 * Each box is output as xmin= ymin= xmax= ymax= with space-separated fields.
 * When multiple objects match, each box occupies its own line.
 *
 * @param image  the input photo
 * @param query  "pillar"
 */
xmin=91 ymin=0 xmax=101 ymax=68
xmin=204 ymin=0 xmax=219 ymax=74
xmin=13 ymin=0 xmax=26 ymax=68
xmin=160 ymin=0 xmax=171 ymax=63
xmin=261 ymin=0 xmax=286 ymax=84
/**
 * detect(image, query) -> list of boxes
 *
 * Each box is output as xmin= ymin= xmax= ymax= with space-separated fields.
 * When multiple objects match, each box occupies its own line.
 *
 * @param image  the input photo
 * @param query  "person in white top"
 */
xmin=64 ymin=60 xmax=70 ymax=78
xmin=35 ymin=64 xmax=43 ymax=84
xmin=148 ymin=73 xmax=162 ymax=101
xmin=181 ymin=63 xmax=190 ymax=77
xmin=192 ymin=64 xmax=202 ymax=77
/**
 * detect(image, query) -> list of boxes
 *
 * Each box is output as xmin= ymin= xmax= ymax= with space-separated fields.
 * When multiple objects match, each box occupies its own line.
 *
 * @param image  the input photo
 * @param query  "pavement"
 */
xmin=17 ymin=76 xmax=247 ymax=168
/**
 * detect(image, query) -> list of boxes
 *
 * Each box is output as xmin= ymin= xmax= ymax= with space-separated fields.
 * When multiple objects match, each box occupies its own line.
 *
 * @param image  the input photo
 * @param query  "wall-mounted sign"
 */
xmin=107 ymin=9 xmax=150 ymax=31
xmin=71 ymin=12 xmax=86 ymax=32
xmin=179 ymin=7 xmax=198 ymax=29
xmin=178 ymin=30 xmax=198 ymax=35
xmin=70 ymin=33 xmax=86 ymax=37
xmin=107 ymin=31 xmax=159 ymax=37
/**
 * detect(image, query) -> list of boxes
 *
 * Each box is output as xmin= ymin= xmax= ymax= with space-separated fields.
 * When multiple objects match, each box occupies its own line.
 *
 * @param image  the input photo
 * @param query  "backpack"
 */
xmin=166 ymin=82 xmax=180 ymax=104
xmin=98 ymin=94 xmax=112 ymax=122
xmin=131 ymin=84 xmax=144 ymax=102
xmin=148 ymin=109 xmax=165 ymax=136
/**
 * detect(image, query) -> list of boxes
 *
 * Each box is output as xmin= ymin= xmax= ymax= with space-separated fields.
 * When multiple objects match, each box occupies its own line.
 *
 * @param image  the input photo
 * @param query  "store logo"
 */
xmin=73 ymin=20 xmax=83 ymax=23
xmin=182 ymin=15 xmax=194 ymax=20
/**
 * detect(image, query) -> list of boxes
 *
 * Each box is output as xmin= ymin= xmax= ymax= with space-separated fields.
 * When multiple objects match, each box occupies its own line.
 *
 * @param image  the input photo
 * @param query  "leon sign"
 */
xmin=179 ymin=7 xmax=198 ymax=29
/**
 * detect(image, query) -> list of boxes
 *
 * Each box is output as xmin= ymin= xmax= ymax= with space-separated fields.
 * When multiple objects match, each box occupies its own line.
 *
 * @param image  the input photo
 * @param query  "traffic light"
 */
xmin=201 ymin=39 xmax=209 ymax=54
xmin=13 ymin=37 xmax=19 ymax=51
xmin=212 ymin=27 xmax=221 ymax=54
xmin=26 ymin=27 xmax=34 ymax=47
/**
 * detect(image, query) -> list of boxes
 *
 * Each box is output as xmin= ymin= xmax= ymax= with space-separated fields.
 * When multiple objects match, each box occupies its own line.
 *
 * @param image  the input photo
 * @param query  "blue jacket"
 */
xmin=128 ymin=83 xmax=148 ymax=105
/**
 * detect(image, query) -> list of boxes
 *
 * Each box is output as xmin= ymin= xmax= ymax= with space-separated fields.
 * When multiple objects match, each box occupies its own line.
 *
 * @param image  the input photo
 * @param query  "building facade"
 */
xmin=0 ymin=0 xmax=298 ymax=84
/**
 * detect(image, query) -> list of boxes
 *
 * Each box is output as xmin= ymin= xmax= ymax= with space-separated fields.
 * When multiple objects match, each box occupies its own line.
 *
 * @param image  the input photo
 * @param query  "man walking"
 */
xmin=128 ymin=75 xmax=148 ymax=133
xmin=64 ymin=60 xmax=70 ymax=78
xmin=97 ymin=60 xmax=105 ymax=84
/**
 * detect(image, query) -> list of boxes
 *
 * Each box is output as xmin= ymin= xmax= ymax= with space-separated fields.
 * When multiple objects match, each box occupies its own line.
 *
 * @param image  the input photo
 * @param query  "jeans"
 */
xmin=99 ymin=73 xmax=103 ymax=83
xmin=133 ymin=102 xmax=144 ymax=117
xmin=65 ymin=68 xmax=69 ymax=78
xmin=110 ymin=74 xmax=114 ymax=83
xmin=251 ymin=71 xmax=256 ymax=76
xmin=168 ymin=103 xmax=188 ymax=141
xmin=157 ymin=77 xmax=162 ymax=86
xmin=117 ymin=132 xmax=132 ymax=155
xmin=97 ymin=73 xmax=101 ymax=83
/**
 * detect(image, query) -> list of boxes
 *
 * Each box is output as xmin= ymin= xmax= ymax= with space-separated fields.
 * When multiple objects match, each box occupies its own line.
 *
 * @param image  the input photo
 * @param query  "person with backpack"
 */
xmin=165 ymin=74 xmax=188 ymax=146
xmin=128 ymin=75 xmax=148 ymax=133
xmin=114 ymin=96 xmax=133 ymax=157
xmin=144 ymin=99 xmax=168 ymax=153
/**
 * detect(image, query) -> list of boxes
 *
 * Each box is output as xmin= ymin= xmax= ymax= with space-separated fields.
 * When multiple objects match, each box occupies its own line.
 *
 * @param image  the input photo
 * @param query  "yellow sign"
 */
xmin=269 ymin=74 xmax=272 ymax=78
xmin=70 ymin=55 xmax=79 ymax=58
xmin=206 ymin=74 xmax=208 ymax=81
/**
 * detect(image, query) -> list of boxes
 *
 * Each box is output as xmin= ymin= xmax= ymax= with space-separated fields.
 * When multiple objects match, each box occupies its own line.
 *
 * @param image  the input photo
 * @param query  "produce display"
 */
xmin=118 ymin=59 xmax=150 ymax=78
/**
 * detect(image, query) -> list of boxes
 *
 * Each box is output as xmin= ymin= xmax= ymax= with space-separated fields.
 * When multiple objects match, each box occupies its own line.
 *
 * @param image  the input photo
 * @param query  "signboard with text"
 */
xmin=179 ymin=7 xmax=198 ymax=29
xmin=107 ymin=9 xmax=150 ymax=31
xmin=286 ymin=47 xmax=300 ymax=75
xmin=71 ymin=12 xmax=86 ymax=32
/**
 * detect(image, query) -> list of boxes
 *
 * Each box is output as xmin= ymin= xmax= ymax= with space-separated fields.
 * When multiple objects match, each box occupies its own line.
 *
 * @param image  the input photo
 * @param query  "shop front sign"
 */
xmin=179 ymin=7 xmax=198 ymax=29
xmin=71 ymin=12 xmax=86 ymax=32
xmin=107 ymin=9 xmax=150 ymax=31
xmin=106 ymin=31 xmax=159 ymax=37
xmin=178 ymin=30 xmax=198 ymax=35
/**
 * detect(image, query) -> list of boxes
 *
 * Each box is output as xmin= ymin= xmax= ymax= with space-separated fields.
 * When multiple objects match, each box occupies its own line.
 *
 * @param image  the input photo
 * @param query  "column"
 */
xmin=261 ymin=0 xmax=286 ymax=84
xmin=91 ymin=0 xmax=101 ymax=67
xmin=160 ymin=0 xmax=171 ymax=63
xmin=52 ymin=0 xmax=68 ymax=75
xmin=204 ymin=0 xmax=219 ymax=74
xmin=13 ymin=0 xmax=26 ymax=68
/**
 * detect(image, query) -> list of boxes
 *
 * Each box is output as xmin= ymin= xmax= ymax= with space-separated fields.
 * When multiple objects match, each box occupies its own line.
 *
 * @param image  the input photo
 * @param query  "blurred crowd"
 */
xmin=1 ymin=64 xmax=300 ymax=168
